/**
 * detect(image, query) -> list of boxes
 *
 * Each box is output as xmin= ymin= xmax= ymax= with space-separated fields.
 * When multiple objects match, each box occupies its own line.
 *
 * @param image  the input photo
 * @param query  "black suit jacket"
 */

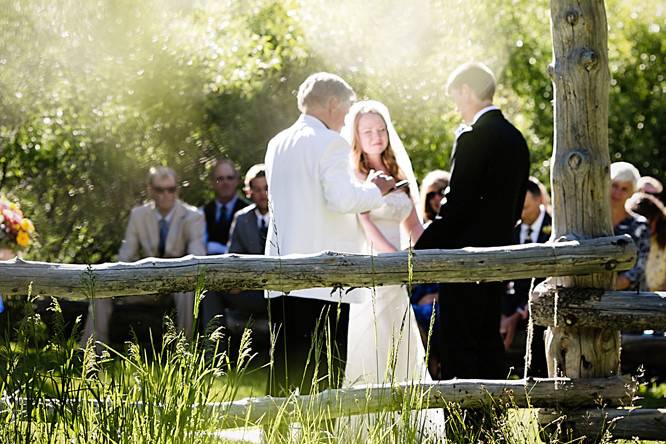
xmin=415 ymin=109 xmax=530 ymax=250
xmin=502 ymin=212 xmax=552 ymax=316
xmin=203 ymin=196 xmax=250 ymax=246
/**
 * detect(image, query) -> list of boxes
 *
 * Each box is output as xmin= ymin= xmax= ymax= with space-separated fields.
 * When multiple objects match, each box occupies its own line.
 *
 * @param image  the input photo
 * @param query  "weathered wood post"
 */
xmin=542 ymin=0 xmax=619 ymax=377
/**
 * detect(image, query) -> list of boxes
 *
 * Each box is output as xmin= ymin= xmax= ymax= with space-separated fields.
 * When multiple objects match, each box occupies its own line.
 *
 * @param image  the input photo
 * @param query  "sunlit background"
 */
xmin=0 ymin=0 xmax=663 ymax=263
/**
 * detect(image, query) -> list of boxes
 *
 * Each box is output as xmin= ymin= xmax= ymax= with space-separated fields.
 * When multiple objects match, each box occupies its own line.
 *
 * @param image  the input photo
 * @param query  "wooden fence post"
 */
xmin=545 ymin=0 xmax=619 ymax=378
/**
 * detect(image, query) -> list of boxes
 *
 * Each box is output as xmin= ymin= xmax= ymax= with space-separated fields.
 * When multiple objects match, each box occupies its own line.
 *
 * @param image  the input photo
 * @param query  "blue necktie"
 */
xmin=158 ymin=218 xmax=168 ymax=257
xmin=217 ymin=204 xmax=227 ymax=224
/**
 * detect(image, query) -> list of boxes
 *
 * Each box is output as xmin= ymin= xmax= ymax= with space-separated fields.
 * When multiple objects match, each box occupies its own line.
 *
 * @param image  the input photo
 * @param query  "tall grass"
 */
xmin=0 ymin=280 xmax=640 ymax=443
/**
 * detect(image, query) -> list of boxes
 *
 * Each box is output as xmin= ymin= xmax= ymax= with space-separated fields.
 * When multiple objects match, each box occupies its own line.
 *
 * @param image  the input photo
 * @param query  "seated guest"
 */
xmin=223 ymin=164 xmax=271 ymax=361
xmin=637 ymin=176 xmax=664 ymax=199
xmin=200 ymin=158 xmax=250 ymax=331
xmin=419 ymin=169 xmax=451 ymax=226
xmin=502 ymin=176 xmax=551 ymax=377
xmin=81 ymin=166 xmax=206 ymax=349
xmin=629 ymin=193 xmax=666 ymax=292
xmin=202 ymin=158 xmax=250 ymax=255
xmin=611 ymin=162 xmax=650 ymax=291
xmin=228 ymin=164 xmax=269 ymax=255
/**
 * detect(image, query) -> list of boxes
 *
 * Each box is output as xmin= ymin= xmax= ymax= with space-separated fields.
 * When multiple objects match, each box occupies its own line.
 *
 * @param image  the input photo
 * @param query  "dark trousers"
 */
xmin=438 ymin=282 xmax=506 ymax=379
xmin=267 ymin=296 xmax=349 ymax=397
xmin=200 ymin=290 xmax=225 ymax=333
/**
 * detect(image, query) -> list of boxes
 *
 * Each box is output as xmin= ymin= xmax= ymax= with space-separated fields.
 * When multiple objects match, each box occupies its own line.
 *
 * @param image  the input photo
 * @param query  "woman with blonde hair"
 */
xmin=419 ymin=170 xmax=450 ymax=225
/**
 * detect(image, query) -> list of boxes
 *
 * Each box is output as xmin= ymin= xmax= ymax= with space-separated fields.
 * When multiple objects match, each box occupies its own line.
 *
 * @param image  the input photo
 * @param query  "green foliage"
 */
xmin=607 ymin=2 xmax=665 ymax=177
xmin=0 ymin=0 xmax=664 ymax=263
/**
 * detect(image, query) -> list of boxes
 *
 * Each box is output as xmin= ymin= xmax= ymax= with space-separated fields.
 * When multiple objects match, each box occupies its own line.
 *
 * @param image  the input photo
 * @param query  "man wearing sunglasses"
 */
xmin=81 ymin=166 xmax=206 ymax=352
xmin=200 ymin=157 xmax=250 ymax=333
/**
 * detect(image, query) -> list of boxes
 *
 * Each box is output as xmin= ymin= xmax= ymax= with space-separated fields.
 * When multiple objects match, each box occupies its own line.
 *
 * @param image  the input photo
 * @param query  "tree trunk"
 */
xmin=543 ymin=0 xmax=618 ymax=378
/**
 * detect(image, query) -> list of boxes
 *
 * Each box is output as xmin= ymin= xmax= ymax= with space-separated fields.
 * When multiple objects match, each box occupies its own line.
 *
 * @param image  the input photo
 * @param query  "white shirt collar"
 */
xmin=154 ymin=205 xmax=175 ymax=223
xmin=521 ymin=205 xmax=546 ymax=243
xmin=471 ymin=105 xmax=500 ymax=125
xmin=254 ymin=208 xmax=270 ymax=227
xmin=216 ymin=195 xmax=238 ymax=211
xmin=301 ymin=113 xmax=328 ymax=130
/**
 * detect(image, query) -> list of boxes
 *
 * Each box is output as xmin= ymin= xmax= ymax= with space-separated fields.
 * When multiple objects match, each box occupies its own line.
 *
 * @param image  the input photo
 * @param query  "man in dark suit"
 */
xmin=224 ymin=164 xmax=270 ymax=361
xmin=200 ymin=157 xmax=250 ymax=331
xmin=228 ymin=164 xmax=269 ymax=256
xmin=501 ymin=177 xmax=551 ymax=377
xmin=415 ymin=62 xmax=530 ymax=379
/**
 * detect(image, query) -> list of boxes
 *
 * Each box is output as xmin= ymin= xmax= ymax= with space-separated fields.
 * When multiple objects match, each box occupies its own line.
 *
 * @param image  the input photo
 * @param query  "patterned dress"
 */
xmin=646 ymin=238 xmax=666 ymax=291
xmin=614 ymin=214 xmax=651 ymax=291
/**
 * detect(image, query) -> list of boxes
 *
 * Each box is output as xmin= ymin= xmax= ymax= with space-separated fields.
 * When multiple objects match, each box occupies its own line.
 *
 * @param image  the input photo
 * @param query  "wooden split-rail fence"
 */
xmin=1 ymin=233 xmax=665 ymax=439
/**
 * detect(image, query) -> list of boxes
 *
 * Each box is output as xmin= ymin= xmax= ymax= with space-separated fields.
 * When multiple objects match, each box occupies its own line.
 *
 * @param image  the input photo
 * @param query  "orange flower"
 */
xmin=16 ymin=230 xmax=30 ymax=247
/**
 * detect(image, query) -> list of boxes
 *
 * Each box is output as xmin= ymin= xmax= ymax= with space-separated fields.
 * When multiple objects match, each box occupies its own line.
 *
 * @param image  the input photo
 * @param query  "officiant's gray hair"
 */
xmin=297 ymin=72 xmax=355 ymax=112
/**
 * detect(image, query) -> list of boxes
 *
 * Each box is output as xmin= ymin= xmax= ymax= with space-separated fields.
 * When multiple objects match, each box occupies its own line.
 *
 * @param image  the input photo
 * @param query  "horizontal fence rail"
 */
xmin=1 ymin=377 xmax=635 ymax=428
xmin=207 ymin=376 xmax=635 ymax=428
xmin=531 ymin=286 xmax=666 ymax=330
xmin=0 ymin=235 xmax=635 ymax=300
xmin=538 ymin=408 xmax=666 ymax=441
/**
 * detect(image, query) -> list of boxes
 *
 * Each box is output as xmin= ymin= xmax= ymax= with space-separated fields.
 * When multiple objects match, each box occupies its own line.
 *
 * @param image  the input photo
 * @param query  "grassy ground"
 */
xmin=1 ymin=295 xmax=665 ymax=443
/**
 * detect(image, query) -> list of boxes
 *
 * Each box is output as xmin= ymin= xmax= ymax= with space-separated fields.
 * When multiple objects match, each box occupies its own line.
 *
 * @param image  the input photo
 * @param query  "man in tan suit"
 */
xmin=81 ymin=166 xmax=206 ymax=350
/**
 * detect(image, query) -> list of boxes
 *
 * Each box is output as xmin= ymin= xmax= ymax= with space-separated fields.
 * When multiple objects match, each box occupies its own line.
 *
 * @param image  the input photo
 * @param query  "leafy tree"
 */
xmin=0 ymin=0 xmax=663 ymax=264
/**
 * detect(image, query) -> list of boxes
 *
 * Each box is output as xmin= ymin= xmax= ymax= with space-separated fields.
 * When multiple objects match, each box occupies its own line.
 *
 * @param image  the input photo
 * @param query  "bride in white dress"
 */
xmin=341 ymin=100 xmax=444 ymax=438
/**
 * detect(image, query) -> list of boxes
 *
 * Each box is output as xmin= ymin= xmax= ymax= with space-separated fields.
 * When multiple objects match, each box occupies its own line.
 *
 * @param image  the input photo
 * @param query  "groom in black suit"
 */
xmin=415 ymin=62 xmax=530 ymax=379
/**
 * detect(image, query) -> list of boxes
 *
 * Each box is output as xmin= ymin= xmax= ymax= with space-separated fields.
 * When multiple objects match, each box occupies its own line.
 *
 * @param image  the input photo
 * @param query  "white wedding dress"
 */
xmin=344 ymin=191 xmax=445 ymax=438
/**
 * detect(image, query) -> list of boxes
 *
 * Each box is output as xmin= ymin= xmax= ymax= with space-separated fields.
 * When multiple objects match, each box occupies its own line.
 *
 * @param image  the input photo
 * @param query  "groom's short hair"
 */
xmin=446 ymin=62 xmax=496 ymax=101
xmin=297 ymin=72 xmax=355 ymax=112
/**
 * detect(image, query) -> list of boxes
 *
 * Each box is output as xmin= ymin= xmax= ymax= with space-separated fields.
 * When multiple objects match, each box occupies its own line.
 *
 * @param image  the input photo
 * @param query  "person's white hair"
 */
xmin=147 ymin=166 xmax=177 ymax=186
xmin=610 ymin=161 xmax=640 ymax=190
xmin=296 ymin=72 xmax=355 ymax=112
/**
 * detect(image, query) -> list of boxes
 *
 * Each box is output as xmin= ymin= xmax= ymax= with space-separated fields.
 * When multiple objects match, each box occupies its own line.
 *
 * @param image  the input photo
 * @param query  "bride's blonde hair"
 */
xmin=350 ymin=108 xmax=406 ymax=185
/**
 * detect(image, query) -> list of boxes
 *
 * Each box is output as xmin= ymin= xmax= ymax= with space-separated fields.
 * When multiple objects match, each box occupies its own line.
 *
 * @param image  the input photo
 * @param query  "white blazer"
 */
xmin=264 ymin=114 xmax=384 ymax=303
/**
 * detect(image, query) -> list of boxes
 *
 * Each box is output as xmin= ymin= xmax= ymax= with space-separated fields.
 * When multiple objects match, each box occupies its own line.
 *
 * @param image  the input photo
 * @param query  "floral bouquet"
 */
xmin=0 ymin=196 xmax=34 ymax=313
xmin=0 ymin=195 xmax=35 ymax=250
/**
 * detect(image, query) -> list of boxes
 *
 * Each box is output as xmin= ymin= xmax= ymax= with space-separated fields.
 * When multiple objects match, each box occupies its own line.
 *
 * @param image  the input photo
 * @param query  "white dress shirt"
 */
xmin=519 ymin=205 xmax=546 ymax=244
xmin=254 ymin=209 xmax=270 ymax=229
xmin=471 ymin=105 xmax=500 ymax=125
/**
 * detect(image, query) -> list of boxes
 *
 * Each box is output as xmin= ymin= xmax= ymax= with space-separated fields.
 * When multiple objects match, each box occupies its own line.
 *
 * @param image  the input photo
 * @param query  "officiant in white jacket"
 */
xmin=264 ymin=72 xmax=395 ymax=397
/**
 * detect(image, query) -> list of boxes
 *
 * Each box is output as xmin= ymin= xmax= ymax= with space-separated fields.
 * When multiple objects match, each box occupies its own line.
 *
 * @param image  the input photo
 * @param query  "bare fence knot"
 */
xmin=581 ymin=49 xmax=599 ymax=71
xmin=565 ymin=9 xmax=580 ymax=26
